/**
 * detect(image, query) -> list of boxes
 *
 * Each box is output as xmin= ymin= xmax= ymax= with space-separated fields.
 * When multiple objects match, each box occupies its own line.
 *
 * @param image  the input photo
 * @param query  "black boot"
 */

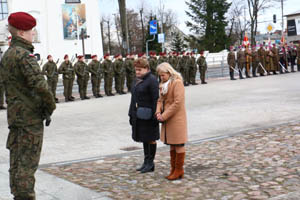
xmin=230 ymin=72 xmax=236 ymax=80
xmin=252 ymin=70 xmax=257 ymax=77
xmin=297 ymin=65 xmax=300 ymax=71
xmin=239 ymin=71 xmax=244 ymax=79
xmin=245 ymin=71 xmax=251 ymax=78
xmin=141 ymin=143 xmax=156 ymax=173
xmin=137 ymin=143 xmax=149 ymax=171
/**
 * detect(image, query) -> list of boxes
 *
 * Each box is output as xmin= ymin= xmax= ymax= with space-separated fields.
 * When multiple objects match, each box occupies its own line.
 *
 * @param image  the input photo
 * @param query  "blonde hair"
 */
xmin=156 ymin=62 xmax=183 ymax=82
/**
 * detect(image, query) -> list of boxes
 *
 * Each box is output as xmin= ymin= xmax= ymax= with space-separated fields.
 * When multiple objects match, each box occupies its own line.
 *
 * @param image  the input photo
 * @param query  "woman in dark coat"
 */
xmin=128 ymin=58 xmax=159 ymax=173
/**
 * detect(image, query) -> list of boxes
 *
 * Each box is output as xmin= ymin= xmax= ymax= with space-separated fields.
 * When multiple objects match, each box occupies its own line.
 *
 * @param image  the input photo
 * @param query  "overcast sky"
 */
xmin=98 ymin=0 xmax=299 ymax=35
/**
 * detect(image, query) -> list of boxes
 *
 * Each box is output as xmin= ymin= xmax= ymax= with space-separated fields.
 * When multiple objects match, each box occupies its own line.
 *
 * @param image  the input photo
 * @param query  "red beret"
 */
xmin=64 ymin=54 xmax=69 ymax=59
xmin=186 ymin=52 xmax=190 ymax=55
xmin=77 ymin=55 xmax=84 ymax=59
xmin=159 ymin=52 xmax=164 ymax=56
xmin=47 ymin=55 xmax=52 ymax=59
xmin=91 ymin=55 xmax=97 ymax=59
xmin=200 ymin=50 xmax=204 ymax=54
xmin=8 ymin=12 xmax=36 ymax=31
xmin=138 ymin=53 xmax=144 ymax=58
xmin=104 ymin=53 xmax=110 ymax=59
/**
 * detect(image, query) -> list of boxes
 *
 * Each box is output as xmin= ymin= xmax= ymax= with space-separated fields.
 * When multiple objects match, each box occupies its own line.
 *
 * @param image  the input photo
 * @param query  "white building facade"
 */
xmin=0 ymin=0 xmax=103 ymax=60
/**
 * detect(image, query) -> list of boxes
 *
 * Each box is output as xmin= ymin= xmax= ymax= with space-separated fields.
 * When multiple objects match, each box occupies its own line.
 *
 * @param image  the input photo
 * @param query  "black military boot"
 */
xmin=245 ymin=71 xmax=251 ymax=78
xmin=141 ymin=143 xmax=156 ymax=173
xmin=239 ymin=71 xmax=244 ymax=79
xmin=252 ymin=70 xmax=257 ymax=77
xmin=0 ymin=105 xmax=6 ymax=110
xmin=136 ymin=143 xmax=149 ymax=171
xmin=297 ymin=65 xmax=300 ymax=71
xmin=230 ymin=72 xmax=236 ymax=80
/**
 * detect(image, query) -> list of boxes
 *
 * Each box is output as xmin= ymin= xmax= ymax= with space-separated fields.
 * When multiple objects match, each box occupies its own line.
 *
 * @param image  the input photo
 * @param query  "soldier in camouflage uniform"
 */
xmin=197 ymin=51 xmax=208 ymax=84
xmin=251 ymin=46 xmax=259 ymax=77
xmin=297 ymin=43 xmax=300 ymax=71
xmin=227 ymin=46 xmax=237 ymax=80
xmin=257 ymin=44 xmax=266 ymax=76
xmin=289 ymin=44 xmax=297 ymax=72
xmin=125 ymin=53 xmax=135 ymax=92
xmin=237 ymin=46 xmax=246 ymax=79
xmin=103 ymin=54 xmax=114 ymax=96
xmin=168 ymin=52 xmax=178 ymax=71
xmin=271 ymin=44 xmax=279 ymax=74
xmin=113 ymin=54 xmax=126 ymax=95
xmin=245 ymin=46 xmax=252 ymax=78
xmin=58 ymin=55 xmax=75 ymax=102
xmin=0 ymin=72 xmax=6 ymax=109
xmin=189 ymin=52 xmax=198 ymax=85
xmin=178 ymin=52 xmax=188 ymax=86
xmin=149 ymin=52 xmax=158 ymax=77
xmin=74 ymin=55 xmax=90 ymax=100
xmin=42 ymin=55 xmax=59 ymax=103
xmin=0 ymin=12 xmax=56 ymax=200
xmin=88 ymin=55 xmax=103 ymax=98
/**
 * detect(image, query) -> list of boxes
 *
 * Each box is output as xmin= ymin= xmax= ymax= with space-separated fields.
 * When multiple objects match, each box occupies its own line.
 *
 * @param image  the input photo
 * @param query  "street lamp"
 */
xmin=80 ymin=28 xmax=90 ymax=58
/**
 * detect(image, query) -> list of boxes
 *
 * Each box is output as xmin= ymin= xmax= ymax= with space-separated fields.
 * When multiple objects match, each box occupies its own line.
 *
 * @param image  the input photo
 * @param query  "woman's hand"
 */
xmin=156 ymin=113 xmax=164 ymax=122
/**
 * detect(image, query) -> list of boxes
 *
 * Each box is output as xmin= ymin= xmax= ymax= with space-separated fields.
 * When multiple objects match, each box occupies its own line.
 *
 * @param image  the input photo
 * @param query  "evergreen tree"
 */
xmin=170 ymin=32 xmax=186 ymax=52
xmin=185 ymin=0 xmax=231 ymax=52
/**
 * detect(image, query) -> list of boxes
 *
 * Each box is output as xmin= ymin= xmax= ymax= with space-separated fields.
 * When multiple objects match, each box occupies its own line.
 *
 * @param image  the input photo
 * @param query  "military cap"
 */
xmin=199 ymin=50 xmax=204 ymax=55
xmin=138 ymin=53 xmax=144 ymax=58
xmin=47 ymin=55 xmax=52 ymax=59
xmin=77 ymin=55 xmax=84 ymax=59
xmin=64 ymin=54 xmax=69 ymax=59
xmin=114 ymin=54 xmax=120 ymax=58
xmin=8 ymin=12 xmax=36 ymax=31
xmin=104 ymin=53 xmax=110 ymax=59
xmin=91 ymin=55 xmax=97 ymax=59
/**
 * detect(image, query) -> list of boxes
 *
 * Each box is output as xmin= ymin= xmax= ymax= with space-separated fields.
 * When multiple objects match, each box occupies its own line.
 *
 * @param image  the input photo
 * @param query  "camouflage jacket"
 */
xmin=227 ymin=51 xmax=236 ymax=67
xmin=251 ymin=50 xmax=259 ymax=63
xmin=149 ymin=57 xmax=158 ymax=75
xmin=197 ymin=56 xmax=207 ymax=70
xmin=125 ymin=58 xmax=135 ymax=77
xmin=113 ymin=59 xmax=125 ymax=76
xmin=42 ymin=61 xmax=58 ymax=80
xmin=58 ymin=61 xmax=75 ymax=79
xmin=189 ymin=56 xmax=197 ymax=71
xmin=88 ymin=60 xmax=102 ymax=78
xmin=0 ymin=36 xmax=56 ymax=127
xmin=74 ymin=61 xmax=89 ymax=79
xmin=237 ymin=50 xmax=246 ymax=63
xmin=102 ymin=59 xmax=114 ymax=76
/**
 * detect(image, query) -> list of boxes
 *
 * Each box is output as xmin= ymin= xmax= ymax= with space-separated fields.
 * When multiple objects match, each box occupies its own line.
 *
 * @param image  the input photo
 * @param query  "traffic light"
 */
xmin=273 ymin=14 xmax=276 ymax=23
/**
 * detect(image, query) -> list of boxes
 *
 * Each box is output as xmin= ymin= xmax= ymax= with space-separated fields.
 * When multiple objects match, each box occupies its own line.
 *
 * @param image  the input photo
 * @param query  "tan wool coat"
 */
xmin=156 ymin=78 xmax=188 ymax=144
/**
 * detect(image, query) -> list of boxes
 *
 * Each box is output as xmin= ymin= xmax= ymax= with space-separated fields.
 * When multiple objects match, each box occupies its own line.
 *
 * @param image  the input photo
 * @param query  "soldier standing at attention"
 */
xmin=58 ymin=54 xmax=75 ymax=102
xmin=245 ymin=46 xmax=252 ymax=78
xmin=251 ymin=45 xmax=259 ymax=77
xmin=227 ymin=46 xmax=237 ymax=80
xmin=74 ymin=55 xmax=90 ymax=100
xmin=0 ymin=72 xmax=6 ymax=109
xmin=197 ymin=51 xmax=208 ymax=84
xmin=0 ymin=12 xmax=56 ymax=200
xmin=113 ymin=54 xmax=125 ymax=95
xmin=289 ymin=44 xmax=297 ymax=72
xmin=149 ymin=52 xmax=158 ymax=77
xmin=257 ymin=44 xmax=266 ymax=76
xmin=88 ymin=55 xmax=103 ymax=98
xmin=271 ymin=44 xmax=279 ymax=74
xmin=189 ymin=52 xmax=198 ymax=85
xmin=103 ymin=53 xmax=114 ymax=96
xmin=42 ymin=55 xmax=59 ymax=103
xmin=237 ymin=46 xmax=246 ymax=79
xmin=297 ymin=43 xmax=300 ymax=71
xmin=125 ymin=53 xmax=135 ymax=92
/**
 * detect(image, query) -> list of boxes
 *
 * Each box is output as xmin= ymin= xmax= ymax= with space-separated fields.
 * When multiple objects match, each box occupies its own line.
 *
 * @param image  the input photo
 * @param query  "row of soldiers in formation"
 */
xmin=227 ymin=42 xmax=300 ymax=80
xmin=0 ymin=51 xmax=208 ymax=105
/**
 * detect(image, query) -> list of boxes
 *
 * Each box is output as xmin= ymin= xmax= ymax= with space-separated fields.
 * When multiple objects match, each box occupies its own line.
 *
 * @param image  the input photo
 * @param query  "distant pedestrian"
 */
xmin=156 ymin=62 xmax=188 ymax=181
xmin=128 ymin=58 xmax=160 ymax=173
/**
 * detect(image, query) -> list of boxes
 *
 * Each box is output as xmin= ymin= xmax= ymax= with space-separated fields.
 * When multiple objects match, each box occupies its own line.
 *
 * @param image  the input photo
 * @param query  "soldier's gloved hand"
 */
xmin=45 ymin=117 xmax=51 ymax=126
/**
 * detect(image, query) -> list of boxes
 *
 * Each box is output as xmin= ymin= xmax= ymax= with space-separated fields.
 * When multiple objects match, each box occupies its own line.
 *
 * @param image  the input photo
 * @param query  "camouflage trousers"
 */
xmin=91 ymin=76 xmax=102 ymax=97
xmin=63 ymin=78 xmax=74 ymax=99
xmin=104 ymin=75 xmax=113 ymax=95
xmin=77 ymin=77 xmax=89 ymax=99
xmin=199 ymin=67 xmax=207 ymax=83
xmin=47 ymin=78 xmax=58 ymax=99
xmin=126 ymin=75 xmax=134 ymax=92
xmin=7 ymin=123 xmax=44 ymax=200
xmin=120 ymin=74 xmax=126 ymax=92
xmin=0 ymin=84 xmax=4 ymax=106
xmin=114 ymin=74 xmax=122 ymax=93
xmin=189 ymin=68 xmax=197 ymax=84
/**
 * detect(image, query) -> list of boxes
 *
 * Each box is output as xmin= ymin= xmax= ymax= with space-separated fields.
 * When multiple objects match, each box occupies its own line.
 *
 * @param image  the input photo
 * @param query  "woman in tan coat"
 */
xmin=155 ymin=62 xmax=188 ymax=180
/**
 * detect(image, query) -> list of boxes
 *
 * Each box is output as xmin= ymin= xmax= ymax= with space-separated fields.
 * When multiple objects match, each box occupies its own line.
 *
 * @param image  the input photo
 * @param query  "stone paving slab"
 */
xmin=42 ymin=122 xmax=300 ymax=200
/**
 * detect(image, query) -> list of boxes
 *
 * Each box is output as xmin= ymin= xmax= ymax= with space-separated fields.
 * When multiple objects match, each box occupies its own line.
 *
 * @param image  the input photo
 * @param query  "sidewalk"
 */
xmin=39 ymin=121 xmax=300 ymax=200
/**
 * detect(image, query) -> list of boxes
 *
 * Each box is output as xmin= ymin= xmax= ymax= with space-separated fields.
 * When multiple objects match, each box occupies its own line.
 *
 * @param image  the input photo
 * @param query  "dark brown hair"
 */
xmin=134 ymin=58 xmax=149 ymax=69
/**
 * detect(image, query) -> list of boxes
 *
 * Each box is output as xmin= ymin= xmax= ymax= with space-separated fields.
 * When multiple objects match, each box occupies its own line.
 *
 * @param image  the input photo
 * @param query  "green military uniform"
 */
xmin=125 ymin=57 xmax=135 ymax=92
xmin=237 ymin=49 xmax=246 ymax=79
xmin=257 ymin=46 xmax=266 ymax=75
xmin=0 ymin=72 xmax=6 ymax=109
xmin=42 ymin=61 xmax=58 ymax=102
xmin=178 ymin=55 xmax=188 ymax=85
xmin=271 ymin=46 xmax=279 ymax=73
xmin=103 ymin=58 xmax=114 ymax=96
xmin=245 ymin=48 xmax=252 ymax=78
xmin=74 ymin=60 xmax=90 ymax=100
xmin=265 ymin=49 xmax=273 ymax=74
xmin=227 ymin=50 xmax=236 ymax=80
xmin=196 ymin=54 xmax=207 ymax=84
xmin=88 ymin=59 xmax=103 ymax=98
xmin=149 ymin=56 xmax=158 ymax=76
xmin=297 ymin=45 xmax=300 ymax=71
xmin=58 ymin=60 xmax=75 ymax=101
xmin=251 ymin=48 xmax=259 ymax=77
xmin=113 ymin=57 xmax=125 ymax=94
xmin=0 ymin=36 xmax=56 ymax=200
xmin=189 ymin=55 xmax=197 ymax=85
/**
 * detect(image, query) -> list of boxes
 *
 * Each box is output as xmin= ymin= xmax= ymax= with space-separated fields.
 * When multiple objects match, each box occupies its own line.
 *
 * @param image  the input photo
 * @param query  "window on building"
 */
xmin=0 ymin=0 xmax=8 ymax=20
xmin=65 ymin=0 xmax=81 ymax=3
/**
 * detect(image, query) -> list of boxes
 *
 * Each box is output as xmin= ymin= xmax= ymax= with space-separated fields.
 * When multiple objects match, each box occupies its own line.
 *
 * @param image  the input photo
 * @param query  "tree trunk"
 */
xmin=107 ymin=20 xmax=111 ymax=54
xmin=118 ymin=0 xmax=130 ymax=55
xmin=100 ymin=20 xmax=105 ymax=53
xmin=139 ymin=8 xmax=145 ymax=51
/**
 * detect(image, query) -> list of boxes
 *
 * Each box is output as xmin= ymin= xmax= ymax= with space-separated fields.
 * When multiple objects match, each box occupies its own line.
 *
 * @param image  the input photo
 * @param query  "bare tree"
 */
xmin=118 ymin=0 xmax=130 ymax=54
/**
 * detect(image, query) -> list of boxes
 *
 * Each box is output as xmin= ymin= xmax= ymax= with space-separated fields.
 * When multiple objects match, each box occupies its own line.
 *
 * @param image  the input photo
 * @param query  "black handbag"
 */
xmin=136 ymin=107 xmax=153 ymax=120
